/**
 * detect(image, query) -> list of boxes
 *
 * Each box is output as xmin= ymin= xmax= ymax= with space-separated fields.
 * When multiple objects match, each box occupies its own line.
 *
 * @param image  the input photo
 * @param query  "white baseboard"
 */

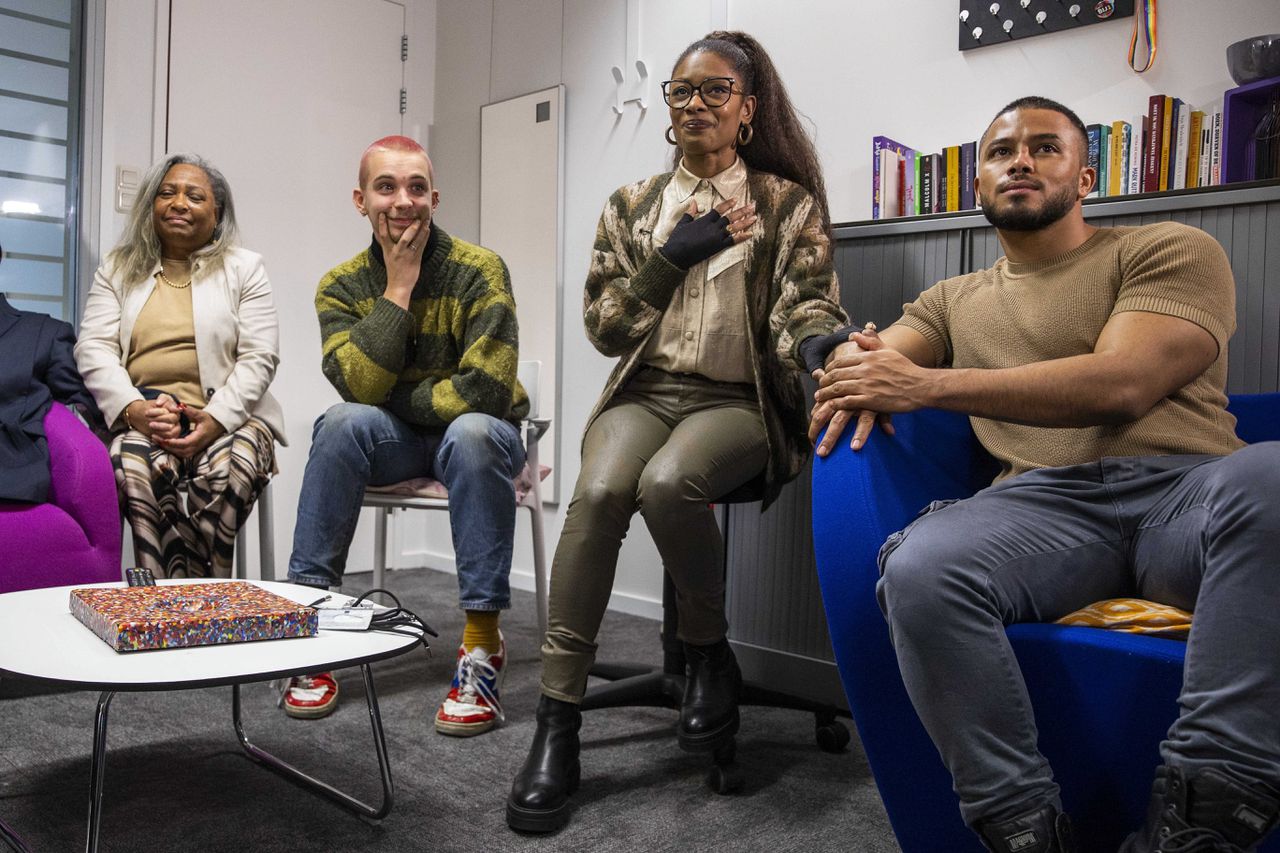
xmin=398 ymin=548 xmax=662 ymax=622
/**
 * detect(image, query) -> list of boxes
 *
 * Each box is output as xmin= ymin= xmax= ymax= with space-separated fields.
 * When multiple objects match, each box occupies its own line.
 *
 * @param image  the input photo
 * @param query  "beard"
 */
xmin=979 ymin=181 xmax=1077 ymax=232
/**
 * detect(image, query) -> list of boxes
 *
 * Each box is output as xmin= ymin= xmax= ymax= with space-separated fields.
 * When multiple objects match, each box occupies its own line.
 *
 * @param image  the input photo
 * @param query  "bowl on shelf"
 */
xmin=1227 ymin=34 xmax=1280 ymax=86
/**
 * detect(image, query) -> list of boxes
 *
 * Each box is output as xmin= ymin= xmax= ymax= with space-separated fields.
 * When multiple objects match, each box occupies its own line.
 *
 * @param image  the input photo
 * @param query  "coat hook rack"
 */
xmin=612 ymin=0 xmax=648 ymax=114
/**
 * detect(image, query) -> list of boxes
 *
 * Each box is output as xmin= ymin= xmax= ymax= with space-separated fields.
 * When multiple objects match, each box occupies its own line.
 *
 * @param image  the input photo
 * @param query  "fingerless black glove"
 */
xmin=799 ymin=324 xmax=862 ymax=374
xmin=658 ymin=209 xmax=735 ymax=270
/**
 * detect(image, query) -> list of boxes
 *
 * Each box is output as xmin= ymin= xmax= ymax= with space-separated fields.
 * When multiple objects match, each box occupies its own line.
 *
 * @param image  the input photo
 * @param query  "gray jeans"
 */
xmin=540 ymin=366 xmax=769 ymax=703
xmin=875 ymin=443 xmax=1280 ymax=826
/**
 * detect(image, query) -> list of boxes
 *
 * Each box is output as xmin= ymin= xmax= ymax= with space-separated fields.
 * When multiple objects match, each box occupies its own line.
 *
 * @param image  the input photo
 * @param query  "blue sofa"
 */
xmin=811 ymin=394 xmax=1280 ymax=852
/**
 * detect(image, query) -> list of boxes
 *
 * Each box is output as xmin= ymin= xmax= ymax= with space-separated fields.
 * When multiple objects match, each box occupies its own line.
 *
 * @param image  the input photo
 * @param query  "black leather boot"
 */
xmin=1119 ymin=766 xmax=1280 ymax=852
xmin=978 ymin=802 xmax=1076 ymax=853
xmin=678 ymin=638 xmax=742 ymax=752
xmin=506 ymin=695 xmax=581 ymax=833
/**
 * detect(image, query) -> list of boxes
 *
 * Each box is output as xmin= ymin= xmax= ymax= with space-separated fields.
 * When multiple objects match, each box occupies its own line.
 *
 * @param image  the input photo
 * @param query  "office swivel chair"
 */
xmin=580 ymin=486 xmax=851 ymax=792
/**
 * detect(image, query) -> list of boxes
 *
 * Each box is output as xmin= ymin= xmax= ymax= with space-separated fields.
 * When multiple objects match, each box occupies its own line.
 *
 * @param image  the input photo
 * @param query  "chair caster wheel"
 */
xmin=706 ymin=737 xmax=742 ymax=794
xmin=707 ymin=763 xmax=744 ymax=794
xmin=816 ymin=720 xmax=850 ymax=753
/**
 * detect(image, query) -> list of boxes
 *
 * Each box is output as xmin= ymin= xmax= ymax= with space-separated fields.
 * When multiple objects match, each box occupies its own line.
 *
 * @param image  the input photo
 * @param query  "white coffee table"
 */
xmin=0 ymin=579 xmax=424 ymax=853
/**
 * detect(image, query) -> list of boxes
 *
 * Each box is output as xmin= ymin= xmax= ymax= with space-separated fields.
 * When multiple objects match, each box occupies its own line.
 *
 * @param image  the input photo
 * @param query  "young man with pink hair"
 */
xmin=284 ymin=136 xmax=528 ymax=736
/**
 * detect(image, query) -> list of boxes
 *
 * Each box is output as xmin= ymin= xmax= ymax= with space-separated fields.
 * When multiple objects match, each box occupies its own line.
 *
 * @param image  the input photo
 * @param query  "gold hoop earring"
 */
xmin=665 ymin=126 xmax=678 ymax=146
xmin=737 ymin=123 xmax=754 ymax=146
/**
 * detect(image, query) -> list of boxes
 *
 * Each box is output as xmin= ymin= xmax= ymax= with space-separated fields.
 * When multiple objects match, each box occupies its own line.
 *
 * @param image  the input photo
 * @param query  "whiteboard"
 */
xmin=480 ymin=86 xmax=564 ymax=501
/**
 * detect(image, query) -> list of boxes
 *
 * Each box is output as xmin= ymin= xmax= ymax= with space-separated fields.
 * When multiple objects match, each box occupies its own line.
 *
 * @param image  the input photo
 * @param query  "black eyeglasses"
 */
xmin=661 ymin=77 xmax=741 ymax=109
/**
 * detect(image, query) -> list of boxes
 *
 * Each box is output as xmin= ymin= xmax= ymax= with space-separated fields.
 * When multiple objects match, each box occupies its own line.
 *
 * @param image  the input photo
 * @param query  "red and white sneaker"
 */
xmin=281 ymin=672 xmax=339 ymax=719
xmin=434 ymin=635 xmax=506 ymax=736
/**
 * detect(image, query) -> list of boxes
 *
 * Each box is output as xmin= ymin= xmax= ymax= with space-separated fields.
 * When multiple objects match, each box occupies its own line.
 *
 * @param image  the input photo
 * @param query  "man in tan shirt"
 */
xmin=809 ymin=97 xmax=1280 ymax=853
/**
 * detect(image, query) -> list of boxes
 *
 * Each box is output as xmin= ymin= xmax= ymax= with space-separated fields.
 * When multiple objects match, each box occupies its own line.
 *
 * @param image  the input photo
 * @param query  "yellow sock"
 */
xmin=462 ymin=610 xmax=501 ymax=653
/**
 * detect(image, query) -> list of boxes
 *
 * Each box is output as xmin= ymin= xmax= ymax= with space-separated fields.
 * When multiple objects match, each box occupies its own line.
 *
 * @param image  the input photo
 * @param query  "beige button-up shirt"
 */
xmin=641 ymin=157 xmax=753 ymax=383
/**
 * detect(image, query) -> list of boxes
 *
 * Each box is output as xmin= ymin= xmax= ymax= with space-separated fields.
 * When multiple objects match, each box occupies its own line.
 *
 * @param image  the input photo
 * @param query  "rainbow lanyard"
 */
xmin=1128 ymin=0 xmax=1158 ymax=72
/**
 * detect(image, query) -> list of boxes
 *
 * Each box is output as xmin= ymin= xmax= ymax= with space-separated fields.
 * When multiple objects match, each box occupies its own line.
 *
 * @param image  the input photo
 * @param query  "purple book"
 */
xmin=872 ymin=135 xmax=918 ymax=220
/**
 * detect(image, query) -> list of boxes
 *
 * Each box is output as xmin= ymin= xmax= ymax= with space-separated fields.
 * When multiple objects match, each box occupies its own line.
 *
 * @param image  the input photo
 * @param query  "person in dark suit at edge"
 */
xmin=0 ymin=239 xmax=103 ymax=504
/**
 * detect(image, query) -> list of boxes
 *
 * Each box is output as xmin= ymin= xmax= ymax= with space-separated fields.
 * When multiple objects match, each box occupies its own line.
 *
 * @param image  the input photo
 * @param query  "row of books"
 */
xmin=1086 ymin=95 xmax=1225 ymax=199
xmin=872 ymin=136 xmax=978 ymax=220
xmin=872 ymin=94 xmax=1230 ymax=220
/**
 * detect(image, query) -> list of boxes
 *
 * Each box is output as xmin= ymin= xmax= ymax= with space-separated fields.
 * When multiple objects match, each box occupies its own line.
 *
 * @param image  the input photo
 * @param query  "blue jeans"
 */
xmin=876 ymin=444 xmax=1280 ymax=827
xmin=287 ymin=403 xmax=525 ymax=610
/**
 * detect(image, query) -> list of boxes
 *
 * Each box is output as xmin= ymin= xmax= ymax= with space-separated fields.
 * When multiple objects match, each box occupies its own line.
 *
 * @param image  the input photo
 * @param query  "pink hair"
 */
xmin=357 ymin=135 xmax=431 ymax=187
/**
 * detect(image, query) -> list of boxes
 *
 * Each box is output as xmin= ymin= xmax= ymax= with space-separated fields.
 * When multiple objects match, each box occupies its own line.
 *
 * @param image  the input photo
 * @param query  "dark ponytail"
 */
xmin=670 ymin=31 xmax=831 ymax=232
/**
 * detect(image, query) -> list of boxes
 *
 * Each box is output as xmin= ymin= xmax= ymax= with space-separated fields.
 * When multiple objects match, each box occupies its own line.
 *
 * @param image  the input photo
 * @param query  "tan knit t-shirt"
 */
xmin=896 ymin=221 xmax=1243 ymax=480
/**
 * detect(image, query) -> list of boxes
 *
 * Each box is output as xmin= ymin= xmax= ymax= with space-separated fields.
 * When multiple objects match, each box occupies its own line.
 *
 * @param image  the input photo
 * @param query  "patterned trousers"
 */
xmin=111 ymin=418 xmax=275 ymax=578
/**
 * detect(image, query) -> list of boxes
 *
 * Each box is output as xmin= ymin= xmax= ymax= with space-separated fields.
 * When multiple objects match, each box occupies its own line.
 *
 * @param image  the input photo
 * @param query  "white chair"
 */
xmin=234 ymin=479 xmax=275 ymax=581
xmin=122 ymin=478 xmax=274 ymax=581
xmin=360 ymin=360 xmax=551 ymax=635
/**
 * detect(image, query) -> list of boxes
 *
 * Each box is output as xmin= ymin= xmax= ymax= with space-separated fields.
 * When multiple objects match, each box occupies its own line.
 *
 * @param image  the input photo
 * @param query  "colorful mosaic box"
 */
xmin=69 ymin=582 xmax=318 ymax=652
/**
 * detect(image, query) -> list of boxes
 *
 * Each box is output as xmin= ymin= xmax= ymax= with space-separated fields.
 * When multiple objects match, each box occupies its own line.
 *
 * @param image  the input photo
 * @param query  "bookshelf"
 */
xmin=724 ymin=180 xmax=1280 ymax=711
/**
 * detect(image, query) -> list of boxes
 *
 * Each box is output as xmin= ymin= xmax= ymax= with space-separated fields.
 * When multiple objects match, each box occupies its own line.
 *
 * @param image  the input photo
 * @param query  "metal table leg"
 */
xmin=86 ymin=691 xmax=115 ymax=853
xmin=232 ymin=664 xmax=394 ymax=820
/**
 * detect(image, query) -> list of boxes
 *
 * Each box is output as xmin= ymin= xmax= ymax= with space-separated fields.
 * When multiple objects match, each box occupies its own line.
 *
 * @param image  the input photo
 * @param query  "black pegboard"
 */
xmin=959 ymin=0 xmax=1134 ymax=51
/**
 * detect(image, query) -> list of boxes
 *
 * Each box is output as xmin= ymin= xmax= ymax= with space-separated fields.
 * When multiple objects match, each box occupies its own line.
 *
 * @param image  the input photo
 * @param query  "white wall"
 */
xmin=85 ymin=0 xmax=438 ymax=583
xmin=426 ymin=0 xmax=1280 ymax=617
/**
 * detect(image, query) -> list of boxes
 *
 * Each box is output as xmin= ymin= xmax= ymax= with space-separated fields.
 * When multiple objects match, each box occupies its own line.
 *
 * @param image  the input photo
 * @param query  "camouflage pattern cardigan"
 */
xmin=582 ymin=168 xmax=848 ymax=509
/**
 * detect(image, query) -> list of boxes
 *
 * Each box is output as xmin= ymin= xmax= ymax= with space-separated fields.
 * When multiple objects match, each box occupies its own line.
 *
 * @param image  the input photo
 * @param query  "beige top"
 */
xmin=896 ymin=221 xmax=1243 ymax=481
xmin=641 ymin=156 xmax=753 ymax=383
xmin=125 ymin=271 xmax=204 ymax=407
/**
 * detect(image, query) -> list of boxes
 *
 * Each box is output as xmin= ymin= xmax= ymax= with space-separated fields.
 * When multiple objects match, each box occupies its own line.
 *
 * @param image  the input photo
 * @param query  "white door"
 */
xmin=165 ymin=0 xmax=407 ymax=579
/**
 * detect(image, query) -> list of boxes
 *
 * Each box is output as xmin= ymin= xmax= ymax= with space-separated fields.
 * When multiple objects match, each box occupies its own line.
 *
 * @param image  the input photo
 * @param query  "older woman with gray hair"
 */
xmin=75 ymin=153 xmax=284 ymax=577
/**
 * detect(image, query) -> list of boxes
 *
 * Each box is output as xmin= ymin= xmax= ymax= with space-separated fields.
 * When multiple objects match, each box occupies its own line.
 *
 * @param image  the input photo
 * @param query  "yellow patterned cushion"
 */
xmin=1055 ymin=598 xmax=1192 ymax=639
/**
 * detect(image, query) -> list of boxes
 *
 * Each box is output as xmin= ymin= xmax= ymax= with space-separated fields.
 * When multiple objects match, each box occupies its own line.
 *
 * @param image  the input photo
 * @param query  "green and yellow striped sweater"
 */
xmin=316 ymin=226 xmax=528 ymax=427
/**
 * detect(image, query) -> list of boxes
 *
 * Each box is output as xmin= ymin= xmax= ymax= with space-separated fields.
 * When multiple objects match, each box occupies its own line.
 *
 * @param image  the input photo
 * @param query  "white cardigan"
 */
xmin=75 ymin=247 xmax=286 ymax=444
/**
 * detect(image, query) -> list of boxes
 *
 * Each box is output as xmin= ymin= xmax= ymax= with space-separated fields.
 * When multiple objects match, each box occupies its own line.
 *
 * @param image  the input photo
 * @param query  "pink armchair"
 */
xmin=0 ymin=403 xmax=121 ymax=593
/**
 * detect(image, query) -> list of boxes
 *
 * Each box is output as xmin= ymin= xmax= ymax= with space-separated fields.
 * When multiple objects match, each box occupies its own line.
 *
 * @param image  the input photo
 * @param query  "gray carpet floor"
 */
xmin=0 ymin=569 xmax=898 ymax=852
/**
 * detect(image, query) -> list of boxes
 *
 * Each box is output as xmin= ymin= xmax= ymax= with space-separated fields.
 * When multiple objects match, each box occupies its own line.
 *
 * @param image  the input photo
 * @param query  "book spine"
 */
xmin=913 ymin=153 xmax=923 ymax=216
xmin=959 ymin=141 xmax=976 ymax=210
xmin=1157 ymin=96 xmax=1173 ymax=191
xmin=1110 ymin=121 xmax=1128 ymax=196
xmin=872 ymin=137 xmax=884 ymax=220
xmin=945 ymin=145 xmax=960 ymax=212
xmin=937 ymin=154 xmax=948 ymax=213
xmin=903 ymin=148 xmax=917 ymax=217
xmin=1086 ymin=124 xmax=1102 ymax=198
xmin=1199 ymin=123 xmax=1212 ymax=188
xmin=1127 ymin=116 xmax=1144 ymax=194
xmin=1185 ymin=111 xmax=1204 ymax=189
xmin=1172 ymin=100 xmax=1189 ymax=190
xmin=897 ymin=156 xmax=907 ymax=217
xmin=1101 ymin=125 xmax=1113 ymax=197
xmin=878 ymin=149 xmax=899 ymax=219
xmin=1143 ymin=97 xmax=1161 ymax=192
xmin=919 ymin=156 xmax=933 ymax=215
xmin=1210 ymin=112 xmax=1223 ymax=185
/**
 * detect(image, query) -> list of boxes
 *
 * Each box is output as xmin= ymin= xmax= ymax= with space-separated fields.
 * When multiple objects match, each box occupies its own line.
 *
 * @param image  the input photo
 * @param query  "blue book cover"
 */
xmin=1085 ymin=124 xmax=1102 ymax=198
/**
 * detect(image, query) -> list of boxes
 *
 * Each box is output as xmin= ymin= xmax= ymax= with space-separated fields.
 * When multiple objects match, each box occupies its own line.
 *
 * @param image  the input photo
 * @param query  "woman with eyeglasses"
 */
xmin=75 ymin=154 xmax=283 ymax=579
xmin=508 ymin=31 xmax=848 ymax=832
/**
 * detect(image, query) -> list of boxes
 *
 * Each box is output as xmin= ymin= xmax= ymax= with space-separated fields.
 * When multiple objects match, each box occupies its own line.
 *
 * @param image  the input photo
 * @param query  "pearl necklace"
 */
xmin=157 ymin=268 xmax=192 ymax=289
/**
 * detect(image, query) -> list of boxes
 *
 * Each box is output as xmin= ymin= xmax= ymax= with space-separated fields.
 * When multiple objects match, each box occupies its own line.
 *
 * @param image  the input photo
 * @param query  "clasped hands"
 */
xmin=808 ymin=327 xmax=928 ymax=458
xmin=124 ymin=393 xmax=225 ymax=459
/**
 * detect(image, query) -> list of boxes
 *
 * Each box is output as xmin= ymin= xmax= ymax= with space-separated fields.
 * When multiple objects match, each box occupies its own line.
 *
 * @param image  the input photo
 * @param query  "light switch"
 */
xmin=115 ymin=165 xmax=143 ymax=213
xmin=116 ymin=165 xmax=142 ymax=189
